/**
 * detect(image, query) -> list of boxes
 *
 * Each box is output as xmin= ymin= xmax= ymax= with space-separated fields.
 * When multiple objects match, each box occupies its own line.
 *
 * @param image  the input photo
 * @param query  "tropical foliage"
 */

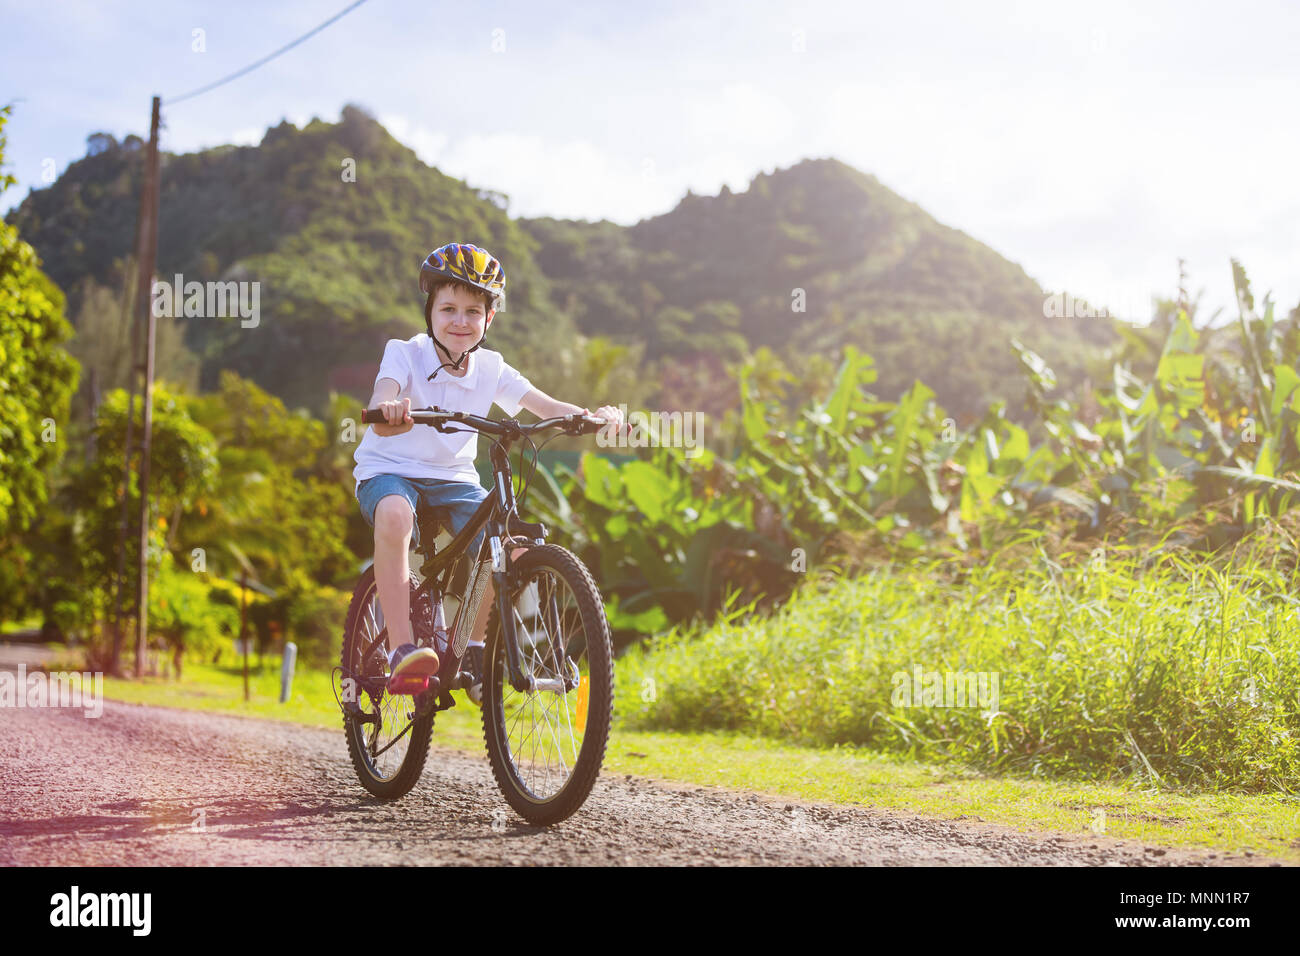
xmin=529 ymin=263 xmax=1300 ymax=644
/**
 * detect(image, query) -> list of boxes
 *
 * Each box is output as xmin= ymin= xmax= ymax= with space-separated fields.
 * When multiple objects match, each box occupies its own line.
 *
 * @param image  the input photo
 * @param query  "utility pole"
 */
xmin=134 ymin=95 xmax=162 ymax=678
xmin=111 ymin=199 xmax=144 ymax=677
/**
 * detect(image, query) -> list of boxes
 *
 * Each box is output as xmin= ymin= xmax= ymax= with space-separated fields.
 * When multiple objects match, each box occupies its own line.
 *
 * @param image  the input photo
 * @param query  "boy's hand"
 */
xmin=585 ymin=404 xmax=627 ymax=442
xmin=372 ymin=397 xmax=414 ymax=436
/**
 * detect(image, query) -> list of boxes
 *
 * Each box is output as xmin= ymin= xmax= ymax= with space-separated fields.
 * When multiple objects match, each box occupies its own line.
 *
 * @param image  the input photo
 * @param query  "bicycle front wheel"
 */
xmin=482 ymin=544 xmax=613 ymax=825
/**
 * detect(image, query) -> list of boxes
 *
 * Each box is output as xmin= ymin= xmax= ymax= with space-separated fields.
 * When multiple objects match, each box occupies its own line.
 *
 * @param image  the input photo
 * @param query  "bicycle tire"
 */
xmin=482 ymin=544 xmax=613 ymax=825
xmin=341 ymin=566 xmax=436 ymax=799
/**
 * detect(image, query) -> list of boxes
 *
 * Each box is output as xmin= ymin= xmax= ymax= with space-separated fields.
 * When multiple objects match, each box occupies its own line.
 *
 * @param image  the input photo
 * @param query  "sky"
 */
xmin=2 ymin=0 xmax=1297 ymax=324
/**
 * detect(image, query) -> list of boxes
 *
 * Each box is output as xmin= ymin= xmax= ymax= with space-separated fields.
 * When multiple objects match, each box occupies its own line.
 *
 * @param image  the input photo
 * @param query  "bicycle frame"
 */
xmin=414 ymin=437 xmax=546 ymax=694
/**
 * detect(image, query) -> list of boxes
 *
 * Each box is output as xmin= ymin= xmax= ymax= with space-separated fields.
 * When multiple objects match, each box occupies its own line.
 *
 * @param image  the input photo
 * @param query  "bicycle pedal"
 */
xmin=387 ymin=674 xmax=431 ymax=695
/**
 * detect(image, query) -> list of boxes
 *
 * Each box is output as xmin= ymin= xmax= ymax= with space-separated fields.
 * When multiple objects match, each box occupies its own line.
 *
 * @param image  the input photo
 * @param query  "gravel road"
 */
xmin=0 ymin=698 xmax=1278 ymax=866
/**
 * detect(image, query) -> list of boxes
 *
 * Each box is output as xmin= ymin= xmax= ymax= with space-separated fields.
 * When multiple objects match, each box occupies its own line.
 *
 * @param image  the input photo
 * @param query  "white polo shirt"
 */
xmin=352 ymin=334 xmax=534 ymax=492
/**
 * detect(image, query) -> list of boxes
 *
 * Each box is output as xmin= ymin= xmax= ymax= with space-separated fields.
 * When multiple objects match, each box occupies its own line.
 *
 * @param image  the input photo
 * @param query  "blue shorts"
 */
xmin=357 ymin=475 xmax=490 ymax=556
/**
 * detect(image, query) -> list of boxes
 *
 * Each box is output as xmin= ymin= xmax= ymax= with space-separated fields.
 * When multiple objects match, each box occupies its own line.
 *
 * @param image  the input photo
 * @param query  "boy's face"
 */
xmin=430 ymin=282 xmax=494 ymax=350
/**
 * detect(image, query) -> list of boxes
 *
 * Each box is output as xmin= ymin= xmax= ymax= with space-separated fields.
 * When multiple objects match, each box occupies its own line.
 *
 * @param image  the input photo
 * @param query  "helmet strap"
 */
xmin=426 ymin=332 xmax=486 ymax=381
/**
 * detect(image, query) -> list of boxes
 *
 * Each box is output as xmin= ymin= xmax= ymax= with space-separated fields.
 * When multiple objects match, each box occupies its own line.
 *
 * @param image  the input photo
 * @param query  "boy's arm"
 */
xmin=517 ymin=388 xmax=585 ymax=420
xmin=367 ymin=377 xmax=413 ymax=436
xmin=518 ymin=388 xmax=625 ymax=433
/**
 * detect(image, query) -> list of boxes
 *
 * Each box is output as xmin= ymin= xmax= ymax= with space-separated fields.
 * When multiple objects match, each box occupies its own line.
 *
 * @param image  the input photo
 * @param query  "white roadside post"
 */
xmin=280 ymin=642 xmax=298 ymax=704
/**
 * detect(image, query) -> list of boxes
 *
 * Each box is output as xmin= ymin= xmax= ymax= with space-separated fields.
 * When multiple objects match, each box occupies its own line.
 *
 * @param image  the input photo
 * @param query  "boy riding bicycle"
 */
xmin=352 ymin=242 xmax=623 ymax=697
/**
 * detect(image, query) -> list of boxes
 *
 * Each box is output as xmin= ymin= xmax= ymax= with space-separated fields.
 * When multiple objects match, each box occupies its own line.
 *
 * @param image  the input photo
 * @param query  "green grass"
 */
xmin=60 ymin=650 xmax=1300 ymax=861
xmin=615 ymin=547 xmax=1300 ymax=790
xmin=1 ymin=616 xmax=42 ymax=635
xmin=71 ymin=658 xmax=346 ymax=728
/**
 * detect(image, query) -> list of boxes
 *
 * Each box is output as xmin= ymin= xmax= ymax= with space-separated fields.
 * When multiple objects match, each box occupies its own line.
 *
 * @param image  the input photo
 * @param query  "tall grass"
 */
xmin=615 ymin=546 xmax=1300 ymax=791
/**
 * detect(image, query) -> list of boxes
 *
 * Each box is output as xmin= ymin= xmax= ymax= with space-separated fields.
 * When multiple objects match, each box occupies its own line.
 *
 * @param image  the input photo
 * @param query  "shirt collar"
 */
xmin=421 ymin=335 xmax=479 ymax=389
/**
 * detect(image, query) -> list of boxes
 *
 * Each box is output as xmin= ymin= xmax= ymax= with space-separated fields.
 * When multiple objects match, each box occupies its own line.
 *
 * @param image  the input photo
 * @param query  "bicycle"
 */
xmin=334 ymin=406 xmax=614 ymax=825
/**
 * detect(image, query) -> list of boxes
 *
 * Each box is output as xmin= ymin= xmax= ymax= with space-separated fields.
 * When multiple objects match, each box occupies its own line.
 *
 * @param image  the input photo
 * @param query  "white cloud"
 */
xmin=685 ymin=83 xmax=796 ymax=150
xmin=377 ymin=114 xmax=448 ymax=166
xmin=379 ymin=120 xmax=680 ymax=222
xmin=377 ymin=83 xmax=803 ymax=224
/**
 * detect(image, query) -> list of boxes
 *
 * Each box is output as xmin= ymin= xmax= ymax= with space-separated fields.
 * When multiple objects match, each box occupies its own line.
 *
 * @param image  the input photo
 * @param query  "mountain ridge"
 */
xmin=6 ymin=107 xmax=1112 ymax=418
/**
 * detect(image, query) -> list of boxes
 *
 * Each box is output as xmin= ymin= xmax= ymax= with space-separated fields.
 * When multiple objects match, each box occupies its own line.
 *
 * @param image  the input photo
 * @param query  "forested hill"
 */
xmin=6 ymin=106 xmax=1112 ymax=418
xmin=5 ymin=106 xmax=577 ymax=412
xmin=522 ymin=157 xmax=1112 ymax=413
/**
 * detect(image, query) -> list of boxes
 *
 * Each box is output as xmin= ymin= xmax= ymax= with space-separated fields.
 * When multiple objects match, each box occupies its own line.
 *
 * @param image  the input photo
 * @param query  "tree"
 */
xmin=149 ymin=554 xmax=237 ymax=678
xmin=65 ymin=258 xmax=200 ymax=408
xmin=0 ymin=104 xmax=81 ymax=624
xmin=85 ymin=132 xmax=118 ymax=156
xmin=181 ymin=371 xmax=357 ymax=590
xmin=56 ymin=384 xmax=219 ymax=670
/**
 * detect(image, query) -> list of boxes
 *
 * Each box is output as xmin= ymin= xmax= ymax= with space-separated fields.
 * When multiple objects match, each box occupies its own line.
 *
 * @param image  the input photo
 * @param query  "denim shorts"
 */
xmin=357 ymin=474 xmax=489 ymax=555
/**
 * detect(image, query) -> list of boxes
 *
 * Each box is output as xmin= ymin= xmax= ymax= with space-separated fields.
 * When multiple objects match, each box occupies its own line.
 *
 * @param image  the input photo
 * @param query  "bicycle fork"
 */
xmin=494 ymin=558 xmax=533 ymax=693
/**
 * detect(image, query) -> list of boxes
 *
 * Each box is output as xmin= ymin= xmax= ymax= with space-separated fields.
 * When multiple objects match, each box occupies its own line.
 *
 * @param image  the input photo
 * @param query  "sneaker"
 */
xmin=463 ymin=643 xmax=484 ymax=707
xmin=387 ymin=643 xmax=439 ymax=695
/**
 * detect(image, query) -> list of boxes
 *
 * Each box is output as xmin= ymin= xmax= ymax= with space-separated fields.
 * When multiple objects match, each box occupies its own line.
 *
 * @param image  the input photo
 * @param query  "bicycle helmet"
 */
xmin=419 ymin=242 xmax=506 ymax=377
xmin=420 ymin=242 xmax=505 ymax=312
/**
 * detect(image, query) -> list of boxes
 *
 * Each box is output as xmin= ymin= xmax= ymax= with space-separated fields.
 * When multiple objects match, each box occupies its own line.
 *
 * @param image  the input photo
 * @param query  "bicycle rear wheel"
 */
xmin=341 ymin=566 xmax=435 ymax=799
xmin=482 ymin=544 xmax=613 ymax=825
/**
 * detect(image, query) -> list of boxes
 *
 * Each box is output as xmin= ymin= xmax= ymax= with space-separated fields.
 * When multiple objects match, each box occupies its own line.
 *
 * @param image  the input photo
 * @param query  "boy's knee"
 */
xmin=373 ymin=495 xmax=414 ymax=539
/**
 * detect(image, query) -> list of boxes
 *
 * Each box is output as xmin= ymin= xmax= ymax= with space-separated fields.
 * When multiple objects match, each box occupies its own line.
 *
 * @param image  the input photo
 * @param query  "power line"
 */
xmin=165 ymin=0 xmax=374 ymax=106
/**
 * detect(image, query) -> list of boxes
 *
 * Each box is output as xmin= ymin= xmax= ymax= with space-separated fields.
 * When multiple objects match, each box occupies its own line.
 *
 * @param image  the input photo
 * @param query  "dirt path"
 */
xmin=0 ymin=699 xmax=1278 ymax=866
xmin=0 ymin=640 xmax=56 ymax=670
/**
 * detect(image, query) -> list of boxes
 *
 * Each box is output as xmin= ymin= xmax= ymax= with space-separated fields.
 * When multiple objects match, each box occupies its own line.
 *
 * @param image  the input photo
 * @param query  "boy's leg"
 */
xmin=372 ymin=495 xmax=416 ymax=654
xmin=357 ymin=476 xmax=423 ymax=656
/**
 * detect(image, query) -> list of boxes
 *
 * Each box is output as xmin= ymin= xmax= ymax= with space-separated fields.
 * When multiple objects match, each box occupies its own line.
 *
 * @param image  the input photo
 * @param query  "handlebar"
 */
xmin=360 ymin=405 xmax=608 ymax=438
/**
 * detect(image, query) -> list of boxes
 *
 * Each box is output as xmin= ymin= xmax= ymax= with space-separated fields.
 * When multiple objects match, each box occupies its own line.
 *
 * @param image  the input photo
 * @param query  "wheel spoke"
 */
xmin=537 ymin=577 xmax=581 ymax=767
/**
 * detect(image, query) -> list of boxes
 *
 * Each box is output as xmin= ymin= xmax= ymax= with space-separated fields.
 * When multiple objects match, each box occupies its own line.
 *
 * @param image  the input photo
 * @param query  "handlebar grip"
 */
xmin=361 ymin=408 xmax=429 ymax=425
xmin=561 ymin=416 xmax=606 ymax=436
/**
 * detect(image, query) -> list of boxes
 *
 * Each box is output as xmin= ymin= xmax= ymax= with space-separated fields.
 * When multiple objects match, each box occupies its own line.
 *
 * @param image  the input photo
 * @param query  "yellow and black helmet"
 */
xmin=419 ymin=242 xmax=505 ymax=312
